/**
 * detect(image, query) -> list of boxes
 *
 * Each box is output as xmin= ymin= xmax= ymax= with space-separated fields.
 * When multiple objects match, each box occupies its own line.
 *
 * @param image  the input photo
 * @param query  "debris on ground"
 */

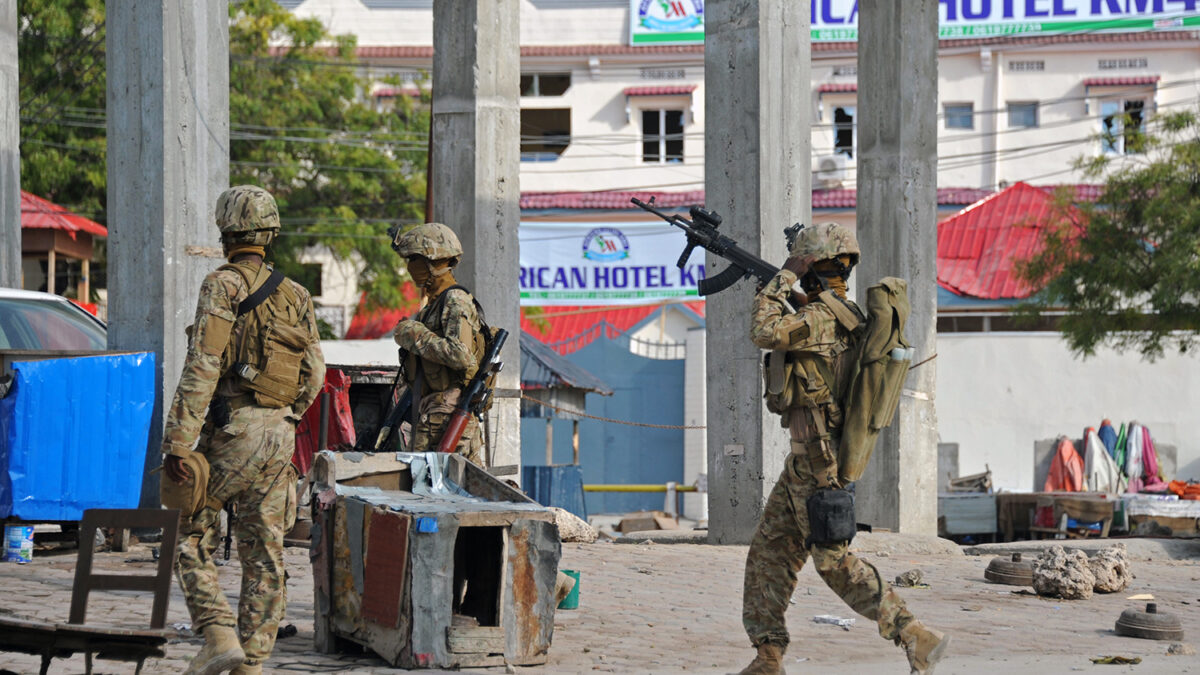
xmin=616 ymin=510 xmax=677 ymax=533
xmin=894 ymin=569 xmax=924 ymax=587
xmin=1168 ymin=643 xmax=1196 ymax=656
xmin=1127 ymin=593 xmax=1154 ymax=601
xmin=1089 ymin=543 xmax=1132 ymax=593
xmin=812 ymin=614 xmax=855 ymax=631
xmin=551 ymin=507 xmax=598 ymax=543
xmin=1090 ymin=655 xmax=1142 ymax=665
xmin=1033 ymin=545 xmax=1095 ymax=600
xmin=276 ymin=624 xmax=298 ymax=639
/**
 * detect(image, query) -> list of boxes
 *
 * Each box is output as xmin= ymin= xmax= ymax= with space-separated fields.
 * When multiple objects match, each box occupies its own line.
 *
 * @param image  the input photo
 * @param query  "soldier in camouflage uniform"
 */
xmin=738 ymin=223 xmax=948 ymax=675
xmin=390 ymin=222 xmax=488 ymax=466
xmin=162 ymin=186 xmax=325 ymax=675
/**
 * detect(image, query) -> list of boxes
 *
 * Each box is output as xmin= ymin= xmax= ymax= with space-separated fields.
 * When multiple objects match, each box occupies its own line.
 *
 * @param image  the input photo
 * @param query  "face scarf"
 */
xmin=805 ymin=255 xmax=853 ymax=299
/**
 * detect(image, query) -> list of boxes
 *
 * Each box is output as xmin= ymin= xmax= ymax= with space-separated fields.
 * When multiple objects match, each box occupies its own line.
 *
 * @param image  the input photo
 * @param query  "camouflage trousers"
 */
xmin=176 ymin=406 xmax=297 ymax=667
xmin=742 ymin=451 xmax=914 ymax=647
xmin=409 ymin=392 xmax=484 ymax=466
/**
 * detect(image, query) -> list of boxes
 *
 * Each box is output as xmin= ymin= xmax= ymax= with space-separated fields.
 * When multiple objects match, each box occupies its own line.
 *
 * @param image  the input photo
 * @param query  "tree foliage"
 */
xmin=18 ymin=0 xmax=426 ymax=310
xmin=1016 ymin=109 xmax=1200 ymax=360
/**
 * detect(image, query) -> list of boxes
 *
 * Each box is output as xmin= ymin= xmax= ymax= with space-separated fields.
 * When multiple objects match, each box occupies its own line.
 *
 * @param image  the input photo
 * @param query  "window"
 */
xmin=521 ymin=108 xmax=571 ymax=161
xmin=642 ymin=109 xmax=684 ymax=163
xmin=1007 ymin=101 xmax=1038 ymax=128
xmin=832 ymin=105 xmax=856 ymax=158
xmin=294 ymin=263 xmax=323 ymax=297
xmin=520 ymin=73 xmax=571 ymax=97
xmin=944 ymin=103 xmax=974 ymax=130
xmin=1100 ymin=98 xmax=1146 ymax=155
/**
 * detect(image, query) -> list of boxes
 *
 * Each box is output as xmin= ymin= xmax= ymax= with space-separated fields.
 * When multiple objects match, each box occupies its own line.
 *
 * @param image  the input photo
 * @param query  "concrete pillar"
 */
xmin=855 ymin=0 xmax=939 ymax=534
xmin=431 ymin=0 xmax=521 ymax=472
xmin=704 ymin=0 xmax=810 ymax=544
xmin=106 ymin=1 xmax=228 ymax=505
xmin=1 ymin=0 xmax=19 ymax=288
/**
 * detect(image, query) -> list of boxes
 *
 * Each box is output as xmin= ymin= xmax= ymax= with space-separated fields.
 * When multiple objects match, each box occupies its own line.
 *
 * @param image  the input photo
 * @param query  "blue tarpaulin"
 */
xmin=0 ymin=352 xmax=155 ymax=520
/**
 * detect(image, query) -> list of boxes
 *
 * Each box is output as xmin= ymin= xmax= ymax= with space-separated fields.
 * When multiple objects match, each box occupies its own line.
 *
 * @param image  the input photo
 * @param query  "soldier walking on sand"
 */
xmin=161 ymin=186 xmax=324 ymax=675
xmin=738 ymin=223 xmax=949 ymax=675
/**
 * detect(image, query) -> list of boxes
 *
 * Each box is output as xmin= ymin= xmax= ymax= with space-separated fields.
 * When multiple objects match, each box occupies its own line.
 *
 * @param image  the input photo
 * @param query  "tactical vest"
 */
xmin=405 ymin=285 xmax=489 ymax=393
xmin=220 ymin=261 xmax=312 ymax=408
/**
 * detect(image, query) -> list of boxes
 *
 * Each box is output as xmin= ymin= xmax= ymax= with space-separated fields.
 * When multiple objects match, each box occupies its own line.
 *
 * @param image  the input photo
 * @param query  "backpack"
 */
xmin=220 ymin=262 xmax=313 ymax=408
xmin=836 ymin=277 xmax=912 ymax=484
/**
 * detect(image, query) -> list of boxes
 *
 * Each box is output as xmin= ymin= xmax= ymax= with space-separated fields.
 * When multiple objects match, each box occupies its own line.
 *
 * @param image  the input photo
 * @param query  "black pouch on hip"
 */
xmin=806 ymin=488 xmax=856 ymax=546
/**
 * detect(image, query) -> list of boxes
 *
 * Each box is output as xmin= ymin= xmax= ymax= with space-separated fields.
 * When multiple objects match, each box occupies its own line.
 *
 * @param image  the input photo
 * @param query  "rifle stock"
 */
xmin=435 ymin=328 xmax=510 ymax=455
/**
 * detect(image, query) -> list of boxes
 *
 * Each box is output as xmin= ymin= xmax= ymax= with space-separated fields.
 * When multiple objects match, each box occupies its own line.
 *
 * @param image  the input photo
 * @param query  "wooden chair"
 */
xmin=0 ymin=508 xmax=180 ymax=674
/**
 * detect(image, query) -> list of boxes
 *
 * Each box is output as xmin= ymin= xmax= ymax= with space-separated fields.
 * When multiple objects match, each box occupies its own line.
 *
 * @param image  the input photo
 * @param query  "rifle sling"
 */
xmin=238 ymin=267 xmax=285 ymax=316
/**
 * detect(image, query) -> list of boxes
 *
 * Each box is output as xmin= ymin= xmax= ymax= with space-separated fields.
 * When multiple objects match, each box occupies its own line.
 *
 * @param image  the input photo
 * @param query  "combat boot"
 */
xmin=229 ymin=665 xmax=261 ymax=675
xmin=898 ymin=620 xmax=950 ymax=674
xmin=183 ymin=625 xmax=245 ymax=675
xmin=737 ymin=642 xmax=786 ymax=675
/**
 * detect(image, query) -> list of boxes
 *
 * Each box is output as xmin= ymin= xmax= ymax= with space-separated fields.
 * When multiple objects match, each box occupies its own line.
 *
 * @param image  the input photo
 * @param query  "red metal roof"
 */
xmin=937 ymin=182 xmax=1081 ymax=300
xmin=344 ymin=283 xmax=421 ymax=340
xmin=1082 ymin=75 xmax=1160 ymax=87
xmin=522 ymin=302 xmax=705 ymax=354
xmin=623 ymin=85 xmax=696 ymax=96
xmin=20 ymin=191 xmax=107 ymax=238
xmin=817 ymin=83 xmax=857 ymax=93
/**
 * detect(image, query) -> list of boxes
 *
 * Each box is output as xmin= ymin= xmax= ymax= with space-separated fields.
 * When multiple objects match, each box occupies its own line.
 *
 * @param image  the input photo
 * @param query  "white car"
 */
xmin=0 ymin=287 xmax=106 ymax=352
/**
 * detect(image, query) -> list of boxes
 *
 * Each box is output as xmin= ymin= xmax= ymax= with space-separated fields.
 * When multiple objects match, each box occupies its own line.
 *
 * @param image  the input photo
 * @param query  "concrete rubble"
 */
xmin=1032 ymin=545 xmax=1096 ymax=600
xmin=550 ymin=507 xmax=597 ymax=543
xmin=1089 ymin=543 xmax=1132 ymax=593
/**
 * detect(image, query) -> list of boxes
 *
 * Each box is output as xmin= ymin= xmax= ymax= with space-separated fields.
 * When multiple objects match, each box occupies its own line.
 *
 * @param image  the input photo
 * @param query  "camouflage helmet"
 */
xmin=215 ymin=185 xmax=280 ymax=235
xmin=788 ymin=222 xmax=860 ymax=267
xmin=391 ymin=222 xmax=463 ymax=261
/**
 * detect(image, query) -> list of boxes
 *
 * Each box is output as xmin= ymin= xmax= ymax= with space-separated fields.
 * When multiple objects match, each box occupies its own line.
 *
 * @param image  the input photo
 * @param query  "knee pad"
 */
xmin=806 ymin=488 xmax=856 ymax=546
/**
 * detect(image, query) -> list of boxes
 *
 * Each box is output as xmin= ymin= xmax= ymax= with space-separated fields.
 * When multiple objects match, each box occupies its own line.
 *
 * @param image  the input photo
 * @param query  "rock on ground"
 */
xmin=552 ymin=507 xmax=598 ymax=543
xmin=1033 ymin=545 xmax=1096 ymax=600
xmin=1089 ymin=543 xmax=1132 ymax=593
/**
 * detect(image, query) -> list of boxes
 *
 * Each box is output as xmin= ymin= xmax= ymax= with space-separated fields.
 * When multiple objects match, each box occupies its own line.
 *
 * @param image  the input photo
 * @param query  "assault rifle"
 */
xmin=631 ymin=196 xmax=803 ymax=297
xmin=355 ymin=350 xmax=414 ymax=452
xmin=436 ymin=328 xmax=509 ymax=454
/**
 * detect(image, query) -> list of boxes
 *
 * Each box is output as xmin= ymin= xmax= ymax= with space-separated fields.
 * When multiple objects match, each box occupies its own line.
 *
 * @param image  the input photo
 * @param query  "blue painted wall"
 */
xmin=520 ymin=334 xmax=685 ymax=514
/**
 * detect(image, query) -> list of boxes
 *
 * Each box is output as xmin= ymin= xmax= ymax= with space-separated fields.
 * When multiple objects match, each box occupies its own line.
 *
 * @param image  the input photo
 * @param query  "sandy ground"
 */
xmin=1 ymin=536 xmax=1198 ymax=674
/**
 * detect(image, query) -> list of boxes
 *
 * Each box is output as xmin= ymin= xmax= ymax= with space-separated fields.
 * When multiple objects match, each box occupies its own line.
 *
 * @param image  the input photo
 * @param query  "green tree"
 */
xmin=18 ymin=0 xmax=426 ymax=310
xmin=1016 ymin=109 xmax=1200 ymax=360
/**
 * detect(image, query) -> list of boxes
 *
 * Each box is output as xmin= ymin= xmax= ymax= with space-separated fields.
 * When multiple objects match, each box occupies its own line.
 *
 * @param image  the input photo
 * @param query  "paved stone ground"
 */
xmin=1 ymin=537 xmax=1198 ymax=674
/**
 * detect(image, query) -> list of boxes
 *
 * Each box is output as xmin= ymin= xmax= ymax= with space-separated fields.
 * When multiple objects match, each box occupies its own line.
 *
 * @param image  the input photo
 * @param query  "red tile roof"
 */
xmin=624 ymin=85 xmax=697 ymax=96
xmin=337 ymin=31 xmax=1197 ymax=60
xmin=20 ymin=191 xmax=107 ymax=237
xmin=521 ymin=189 xmax=704 ymax=210
xmin=1083 ymin=75 xmax=1161 ymax=87
xmin=817 ymin=83 xmax=857 ymax=93
xmin=937 ymin=181 xmax=1081 ymax=300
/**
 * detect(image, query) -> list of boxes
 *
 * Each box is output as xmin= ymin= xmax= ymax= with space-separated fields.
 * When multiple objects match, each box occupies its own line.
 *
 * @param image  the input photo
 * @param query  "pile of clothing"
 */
xmin=1043 ymin=420 xmax=1169 ymax=494
xmin=1167 ymin=479 xmax=1200 ymax=500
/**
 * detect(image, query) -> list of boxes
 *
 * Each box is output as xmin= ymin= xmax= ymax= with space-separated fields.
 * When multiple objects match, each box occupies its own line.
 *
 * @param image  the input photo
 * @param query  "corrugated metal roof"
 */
xmin=520 ymin=331 xmax=612 ymax=394
xmin=817 ymin=83 xmax=857 ymax=93
xmin=521 ymin=302 xmax=705 ymax=354
xmin=623 ymin=85 xmax=697 ymax=96
xmin=1083 ymin=75 xmax=1160 ymax=86
xmin=21 ymin=191 xmax=107 ymax=237
xmin=937 ymin=181 xmax=1080 ymax=300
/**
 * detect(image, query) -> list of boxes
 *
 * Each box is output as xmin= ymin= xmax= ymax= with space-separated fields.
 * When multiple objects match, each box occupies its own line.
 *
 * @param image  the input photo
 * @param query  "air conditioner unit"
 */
xmin=812 ymin=153 xmax=849 ymax=190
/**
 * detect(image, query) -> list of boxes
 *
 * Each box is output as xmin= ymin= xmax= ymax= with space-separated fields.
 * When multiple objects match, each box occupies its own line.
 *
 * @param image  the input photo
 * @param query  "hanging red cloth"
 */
xmin=1043 ymin=436 xmax=1084 ymax=492
xmin=293 ymin=369 xmax=357 ymax=475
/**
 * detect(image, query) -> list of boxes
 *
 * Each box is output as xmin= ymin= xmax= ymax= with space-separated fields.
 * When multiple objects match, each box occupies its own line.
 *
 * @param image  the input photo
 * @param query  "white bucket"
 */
xmin=4 ymin=525 xmax=34 ymax=563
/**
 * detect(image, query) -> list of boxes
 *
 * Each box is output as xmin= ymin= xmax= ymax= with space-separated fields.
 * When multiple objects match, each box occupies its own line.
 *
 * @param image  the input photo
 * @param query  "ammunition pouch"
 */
xmin=763 ymin=350 xmax=839 ymax=423
xmin=159 ymin=453 xmax=223 ymax=518
xmin=806 ymin=487 xmax=856 ymax=546
xmin=234 ymin=320 xmax=308 ymax=408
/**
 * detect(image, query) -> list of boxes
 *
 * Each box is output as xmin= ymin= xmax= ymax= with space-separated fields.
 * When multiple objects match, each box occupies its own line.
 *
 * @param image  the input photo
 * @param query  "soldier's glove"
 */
xmin=393 ymin=319 xmax=431 ymax=350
